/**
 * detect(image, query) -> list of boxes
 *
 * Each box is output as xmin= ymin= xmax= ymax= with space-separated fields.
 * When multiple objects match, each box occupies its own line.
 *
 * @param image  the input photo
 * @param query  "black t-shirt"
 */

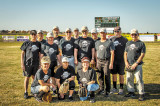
xmin=59 ymin=37 xmax=75 ymax=56
xmin=95 ymin=39 xmax=115 ymax=59
xmin=77 ymin=68 xmax=97 ymax=84
xmin=31 ymin=68 xmax=51 ymax=87
xmin=42 ymin=43 xmax=59 ymax=62
xmin=75 ymin=37 xmax=95 ymax=60
xmin=53 ymin=36 xmax=63 ymax=47
xmin=125 ymin=40 xmax=146 ymax=65
xmin=93 ymin=37 xmax=100 ymax=43
xmin=54 ymin=65 xmax=75 ymax=84
xmin=110 ymin=36 xmax=128 ymax=64
xmin=20 ymin=41 xmax=41 ymax=65
xmin=39 ymin=39 xmax=46 ymax=44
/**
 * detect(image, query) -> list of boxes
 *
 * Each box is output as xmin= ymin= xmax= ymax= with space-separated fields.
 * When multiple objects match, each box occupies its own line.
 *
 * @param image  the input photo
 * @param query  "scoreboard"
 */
xmin=95 ymin=17 xmax=120 ymax=28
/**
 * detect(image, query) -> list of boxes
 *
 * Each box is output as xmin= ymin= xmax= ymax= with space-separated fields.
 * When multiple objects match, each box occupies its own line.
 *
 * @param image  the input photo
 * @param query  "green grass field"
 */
xmin=0 ymin=42 xmax=160 ymax=106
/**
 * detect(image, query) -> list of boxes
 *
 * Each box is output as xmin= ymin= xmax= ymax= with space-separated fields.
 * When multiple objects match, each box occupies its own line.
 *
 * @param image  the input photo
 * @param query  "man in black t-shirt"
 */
xmin=74 ymin=26 xmax=95 ymax=73
xmin=52 ymin=26 xmax=63 ymax=47
xmin=60 ymin=28 xmax=75 ymax=68
xmin=95 ymin=28 xmax=115 ymax=97
xmin=73 ymin=28 xmax=80 ymax=39
xmin=31 ymin=56 xmax=56 ymax=102
xmin=110 ymin=27 xmax=128 ymax=95
xmin=124 ymin=29 xmax=146 ymax=101
xmin=20 ymin=30 xmax=42 ymax=99
xmin=77 ymin=57 xmax=99 ymax=103
xmin=54 ymin=57 xmax=75 ymax=101
xmin=37 ymin=30 xmax=46 ymax=44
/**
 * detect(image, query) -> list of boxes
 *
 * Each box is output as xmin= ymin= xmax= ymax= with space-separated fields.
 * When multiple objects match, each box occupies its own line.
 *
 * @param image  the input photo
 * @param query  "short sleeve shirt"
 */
xmin=125 ymin=40 xmax=146 ymax=65
xmin=53 ymin=36 xmax=63 ymax=47
xmin=31 ymin=68 xmax=51 ymax=87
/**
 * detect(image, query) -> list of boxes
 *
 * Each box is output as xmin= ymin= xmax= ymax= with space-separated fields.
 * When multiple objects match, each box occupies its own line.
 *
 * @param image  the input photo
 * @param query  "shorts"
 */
xmin=31 ymin=85 xmax=41 ymax=94
xmin=111 ymin=63 xmax=125 ymax=75
xmin=50 ymin=61 xmax=57 ymax=77
xmin=24 ymin=64 xmax=39 ymax=77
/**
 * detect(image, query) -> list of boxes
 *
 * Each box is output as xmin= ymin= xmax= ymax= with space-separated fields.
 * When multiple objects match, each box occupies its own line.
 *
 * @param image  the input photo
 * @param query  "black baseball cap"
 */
xmin=30 ymin=30 xmax=37 ymax=35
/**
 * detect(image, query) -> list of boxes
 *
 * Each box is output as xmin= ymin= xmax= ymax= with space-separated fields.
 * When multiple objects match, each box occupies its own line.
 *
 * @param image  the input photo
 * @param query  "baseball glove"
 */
xmin=59 ymin=79 xmax=69 ymax=94
xmin=125 ymin=66 xmax=135 ymax=72
xmin=78 ymin=84 xmax=88 ymax=97
xmin=42 ymin=92 xmax=52 ymax=103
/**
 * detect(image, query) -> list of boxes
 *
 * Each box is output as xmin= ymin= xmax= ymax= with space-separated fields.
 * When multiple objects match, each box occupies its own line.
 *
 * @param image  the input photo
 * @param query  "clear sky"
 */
xmin=0 ymin=0 xmax=160 ymax=33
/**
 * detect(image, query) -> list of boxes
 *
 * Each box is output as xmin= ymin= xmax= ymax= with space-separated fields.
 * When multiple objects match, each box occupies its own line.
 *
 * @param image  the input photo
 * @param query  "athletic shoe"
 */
xmin=118 ymin=89 xmax=124 ymax=95
xmin=139 ymin=94 xmax=145 ymax=101
xmin=104 ymin=92 xmax=109 ymax=97
xmin=110 ymin=88 xmax=118 ymax=94
xmin=124 ymin=92 xmax=135 ymax=97
xmin=24 ymin=92 xmax=28 ymax=99
xmin=90 ymin=98 xmax=95 ymax=103
xmin=35 ymin=96 xmax=43 ymax=102
xmin=69 ymin=96 xmax=74 ymax=101
xmin=97 ymin=90 xmax=105 ymax=95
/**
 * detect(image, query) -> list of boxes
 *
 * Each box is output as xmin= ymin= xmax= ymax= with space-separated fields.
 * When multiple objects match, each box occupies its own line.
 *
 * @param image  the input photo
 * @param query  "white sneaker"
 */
xmin=118 ymin=89 xmax=124 ymax=95
xmin=110 ymin=88 xmax=118 ymax=94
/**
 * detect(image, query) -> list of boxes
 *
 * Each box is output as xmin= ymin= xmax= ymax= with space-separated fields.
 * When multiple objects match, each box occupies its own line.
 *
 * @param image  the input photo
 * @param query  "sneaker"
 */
xmin=35 ymin=96 xmax=43 ymax=102
xmin=110 ymin=88 xmax=118 ymax=94
xmin=139 ymin=94 xmax=144 ymax=101
xmin=104 ymin=92 xmax=109 ymax=97
xmin=97 ymin=90 xmax=105 ymax=95
xmin=24 ymin=92 xmax=28 ymax=99
xmin=124 ymin=92 xmax=135 ymax=97
xmin=90 ymin=98 xmax=95 ymax=103
xmin=118 ymin=89 xmax=124 ymax=95
xmin=69 ymin=96 xmax=74 ymax=101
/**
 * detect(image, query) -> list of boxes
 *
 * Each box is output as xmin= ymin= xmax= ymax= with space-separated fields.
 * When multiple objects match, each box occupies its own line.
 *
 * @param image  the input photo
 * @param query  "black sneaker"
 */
xmin=69 ymin=96 xmax=74 ymax=101
xmin=124 ymin=92 xmax=135 ymax=97
xmin=24 ymin=92 xmax=28 ymax=99
xmin=139 ymin=94 xmax=144 ymax=101
xmin=97 ymin=90 xmax=104 ymax=95
xmin=90 ymin=98 xmax=95 ymax=103
xmin=104 ymin=92 xmax=109 ymax=97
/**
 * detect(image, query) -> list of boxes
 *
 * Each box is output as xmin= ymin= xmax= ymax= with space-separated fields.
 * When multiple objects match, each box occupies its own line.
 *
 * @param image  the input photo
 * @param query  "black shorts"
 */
xmin=111 ymin=63 xmax=125 ymax=75
xmin=50 ymin=61 xmax=57 ymax=77
xmin=24 ymin=64 xmax=39 ymax=77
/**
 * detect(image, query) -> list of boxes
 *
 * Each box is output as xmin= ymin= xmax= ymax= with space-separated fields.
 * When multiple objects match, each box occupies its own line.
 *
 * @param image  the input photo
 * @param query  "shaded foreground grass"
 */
xmin=0 ymin=42 xmax=160 ymax=106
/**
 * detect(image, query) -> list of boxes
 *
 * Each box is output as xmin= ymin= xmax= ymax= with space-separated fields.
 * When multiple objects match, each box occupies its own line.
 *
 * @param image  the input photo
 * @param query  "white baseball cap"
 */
xmin=65 ymin=28 xmax=72 ymax=32
xmin=37 ymin=30 xmax=43 ymax=34
xmin=46 ymin=32 xmax=53 ymax=37
xmin=91 ymin=28 xmax=97 ymax=33
xmin=62 ymin=57 xmax=69 ymax=62
xmin=81 ymin=26 xmax=89 ymax=31
xmin=100 ymin=28 xmax=107 ymax=33
xmin=41 ymin=56 xmax=51 ymax=64
xmin=53 ymin=26 xmax=59 ymax=30
xmin=131 ymin=29 xmax=138 ymax=34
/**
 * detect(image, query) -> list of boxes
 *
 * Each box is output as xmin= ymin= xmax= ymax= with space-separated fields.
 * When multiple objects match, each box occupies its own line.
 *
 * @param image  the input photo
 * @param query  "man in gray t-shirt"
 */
xmin=124 ymin=29 xmax=146 ymax=101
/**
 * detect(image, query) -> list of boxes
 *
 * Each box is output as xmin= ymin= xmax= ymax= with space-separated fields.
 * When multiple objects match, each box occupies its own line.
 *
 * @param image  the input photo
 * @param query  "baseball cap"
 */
xmin=65 ymin=28 xmax=72 ymax=32
xmin=41 ymin=56 xmax=51 ymax=64
xmin=30 ymin=30 xmax=37 ymax=35
xmin=74 ymin=28 xmax=79 ymax=31
xmin=37 ymin=30 xmax=43 ymax=34
xmin=53 ymin=26 xmax=59 ymax=30
xmin=131 ymin=29 xmax=138 ymax=34
xmin=100 ymin=28 xmax=107 ymax=33
xmin=81 ymin=26 xmax=89 ymax=31
xmin=46 ymin=32 xmax=54 ymax=37
xmin=91 ymin=28 xmax=97 ymax=33
xmin=81 ymin=57 xmax=90 ymax=63
xmin=62 ymin=57 xmax=69 ymax=62
xmin=114 ymin=26 xmax=121 ymax=31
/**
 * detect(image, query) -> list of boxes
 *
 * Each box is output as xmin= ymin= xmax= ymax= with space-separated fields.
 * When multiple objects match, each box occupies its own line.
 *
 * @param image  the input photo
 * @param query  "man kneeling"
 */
xmin=54 ymin=57 xmax=76 ymax=101
xmin=77 ymin=57 xmax=99 ymax=103
xmin=31 ymin=56 xmax=56 ymax=102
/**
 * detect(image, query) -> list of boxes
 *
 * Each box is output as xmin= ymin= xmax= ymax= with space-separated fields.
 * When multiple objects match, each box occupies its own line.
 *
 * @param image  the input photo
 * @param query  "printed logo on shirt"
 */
xmin=99 ymin=45 xmax=105 ymax=51
xmin=43 ymin=75 xmax=49 ymax=82
xmin=65 ymin=44 xmax=72 ymax=51
xmin=82 ymin=41 xmax=88 ymax=48
xmin=114 ymin=41 xmax=122 ymax=46
xmin=81 ymin=78 xmax=88 ymax=83
xmin=61 ymin=72 xmax=70 ymax=79
xmin=129 ymin=44 xmax=137 ymax=50
xmin=54 ymin=40 xmax=59 ymax=45
xmin=49 ymin=48 xmax=55 ymax=55
xmin=31 ymin=45 xmax=39 ymax=52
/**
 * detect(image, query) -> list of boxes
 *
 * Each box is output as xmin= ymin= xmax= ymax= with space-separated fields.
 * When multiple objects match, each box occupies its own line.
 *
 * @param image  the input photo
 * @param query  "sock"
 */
xmin=90 ymin=91 xmax=95 ymax=98
xmin=69 ymin=95 xmax=72 ymax=97
xmin=113 ymin=81 xmax=117 ymax=89
xmin=120 ymin=83 xmax=123 ymax=89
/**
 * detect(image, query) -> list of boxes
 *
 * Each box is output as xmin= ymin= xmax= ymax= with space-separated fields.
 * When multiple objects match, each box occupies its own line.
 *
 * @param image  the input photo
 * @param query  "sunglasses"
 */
xmin=66 ymin=31 xmax=71 ymax=33
xmin=31 ymin=34 xmax=36 ymax=36
xmin=114 ymin=30 xmax=120 ymax=32
xmin=131 ymin=34 xmax=138 ymax=36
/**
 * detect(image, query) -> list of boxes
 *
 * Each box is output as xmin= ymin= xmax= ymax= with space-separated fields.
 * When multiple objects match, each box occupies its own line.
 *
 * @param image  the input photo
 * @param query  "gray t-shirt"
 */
xmin=31 ymin=68 xmax=51 ymax=87
xmin=125 ymin=40 xmax=146 ymax=65
xmin=95 ymin=39 xmax=115 ymax=59
xmin=77 ymin=68 xmax=97 ymax=84
xmin=42 ymin=43 xmax=59 ymax=62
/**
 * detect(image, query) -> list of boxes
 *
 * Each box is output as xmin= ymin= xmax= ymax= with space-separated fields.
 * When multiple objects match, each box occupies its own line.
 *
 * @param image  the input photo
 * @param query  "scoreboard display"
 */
xmin=95 ymin=17 xmax=120 ymax=28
